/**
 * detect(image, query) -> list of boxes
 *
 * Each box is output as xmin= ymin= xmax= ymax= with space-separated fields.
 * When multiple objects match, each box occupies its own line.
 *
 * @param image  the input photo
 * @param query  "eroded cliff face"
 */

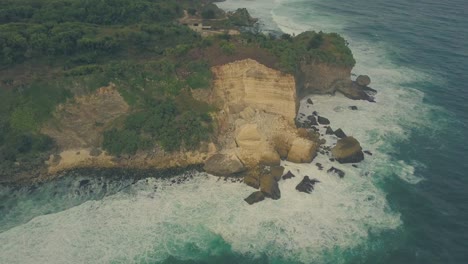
xmin=296 ymin=62 xmax=352 ymax=98
xmin=43 ymin=59 xmax=318 ymax=179
xmin=204 ymin=59 xmax=318 ymax=176
xmin=211 ymin=59 xmax=298 ymax=123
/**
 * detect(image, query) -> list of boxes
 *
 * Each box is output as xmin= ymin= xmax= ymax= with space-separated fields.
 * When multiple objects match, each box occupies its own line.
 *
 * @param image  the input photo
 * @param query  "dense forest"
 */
xmin=0 ymin=0 xmax=354 ymax=178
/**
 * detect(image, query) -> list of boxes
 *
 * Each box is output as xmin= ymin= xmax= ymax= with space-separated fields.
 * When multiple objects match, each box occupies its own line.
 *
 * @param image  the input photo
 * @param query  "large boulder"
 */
xmin=244 ymin=191 xmax=265 ymax=205
xmin=236 ymin=123 xmax=262 ymax=151
xmin=331 ymin=137 xmax=364 ymax=163
xmin=356 ymin=75 xmax=371 ymax=87
xmin=204 ymin=153 xmax=246 ymax=176
xmin=287 ymin=138 xmax=317 ymax=163
xmin=260 ymin=174 xmax=281 ymax=199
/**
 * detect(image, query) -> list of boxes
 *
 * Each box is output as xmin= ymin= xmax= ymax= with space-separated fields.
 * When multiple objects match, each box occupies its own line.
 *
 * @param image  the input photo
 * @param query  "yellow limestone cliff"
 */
xmin=210 ymin=59 xmax=298 ymax=123
xmin=204 ymin=59 xmax=318 ymax=176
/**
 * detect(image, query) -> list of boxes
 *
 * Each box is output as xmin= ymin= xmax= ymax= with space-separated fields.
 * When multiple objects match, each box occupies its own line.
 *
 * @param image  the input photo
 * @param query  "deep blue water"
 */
xmin=1 ymin=0 xmax=467 ymax=263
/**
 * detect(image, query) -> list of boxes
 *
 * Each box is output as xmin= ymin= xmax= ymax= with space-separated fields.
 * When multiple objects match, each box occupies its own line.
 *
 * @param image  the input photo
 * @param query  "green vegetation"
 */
xmin=0 ymin=0 xmax=355 ymax=178
xmin=239 ymin=31 xmax=355 ymax=73
xmin=103 ymin=98 xmax=212 ymax=155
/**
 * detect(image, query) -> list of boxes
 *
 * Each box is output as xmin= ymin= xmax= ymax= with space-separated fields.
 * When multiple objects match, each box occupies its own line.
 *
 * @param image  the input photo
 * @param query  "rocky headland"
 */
xmin=27 ymin=57 xmax=375 ymax=204
xmin=0 ymin=3 xmax=378 ymax=206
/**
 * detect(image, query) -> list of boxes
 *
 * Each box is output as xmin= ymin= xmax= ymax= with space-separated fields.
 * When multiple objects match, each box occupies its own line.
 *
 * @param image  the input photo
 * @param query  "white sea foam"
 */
xmin=0 ymin=171 xmax=400 ymax=264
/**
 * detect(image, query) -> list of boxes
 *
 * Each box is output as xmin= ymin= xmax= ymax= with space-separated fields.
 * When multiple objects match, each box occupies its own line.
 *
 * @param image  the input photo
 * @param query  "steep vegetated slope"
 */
xmin=0 ymin=0 xmax=357 ymax=181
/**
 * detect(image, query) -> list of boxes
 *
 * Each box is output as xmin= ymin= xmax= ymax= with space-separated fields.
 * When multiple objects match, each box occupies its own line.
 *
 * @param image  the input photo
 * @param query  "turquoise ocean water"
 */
xmin=1 ymin=0 xmax=467 ymax=263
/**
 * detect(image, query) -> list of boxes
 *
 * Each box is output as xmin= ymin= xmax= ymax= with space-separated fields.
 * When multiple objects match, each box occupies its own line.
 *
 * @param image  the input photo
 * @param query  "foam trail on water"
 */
xmin=0 ymin=171 xmax=400 ymax=264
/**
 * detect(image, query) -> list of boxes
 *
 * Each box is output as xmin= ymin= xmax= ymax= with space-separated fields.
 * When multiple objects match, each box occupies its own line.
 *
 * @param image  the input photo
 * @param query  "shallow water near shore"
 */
xmin=1 ymin=0 xmax=468 ymax=263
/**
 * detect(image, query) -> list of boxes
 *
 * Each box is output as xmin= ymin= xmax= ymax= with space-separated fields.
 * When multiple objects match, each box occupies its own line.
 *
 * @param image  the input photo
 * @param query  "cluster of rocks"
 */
xmin=243 ymin=167 xmax=321 ymax=205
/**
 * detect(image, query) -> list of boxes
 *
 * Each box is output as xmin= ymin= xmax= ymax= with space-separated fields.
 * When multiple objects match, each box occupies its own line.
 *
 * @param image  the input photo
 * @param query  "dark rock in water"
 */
xmin=334 ymin=128 xmax=347 ymax=139
xmin=312 ymin=111 xmax=318 ymax=116
xmin=317 ymin=116 xmax=330 ymax=125
xmin=79 ymin=179 xmax=90 ymax=188
xmin=329 ymin=158 xmax=335 ymax=162
xmin=311 ymin=126 xmax=319 ymax=132
xmin=282 ymin=171 xmax=295 ymax=180
xmin=89 ymin=148 xmax=102 ymax=157
xmin=271 ymin=166 xmax=285 ymax=181
xmin=296 ymin=176 xmax=320 ymax=194
xmin=337 ymin=81 xmax=375 ymax=102
xmin=307 ymin=98 xmax=314 ymax=104
xmin=349 ymin=106 xmax=358 ymax=110
xmin=260 ymin=174 xmax=281 ymax=200
xmin=244 ymin=191 xmax=265 ymax=205
xmin=363 ymin=86 xmax=377 ymax=93
xmin=325 ymin=126 xmax=334 ymax=135
xmin=300 ymin=113 xmax=305 ymax=116
xmin=352 ymin=164 xmax=358 ymax=168
xmin=364 ymin=150 xmax=373 ymax=156
xmin=315 ymin=163 xmax=323 ymax=170
xmin=356 ymin=75 xmax=371 ymax=86
xmin=327 ymin=167 xmax=345 ymax=178
xmin=331 ymin=137 xmax=365 ymax=164
xmin=307 ymin=115 xmax=318 ymax=125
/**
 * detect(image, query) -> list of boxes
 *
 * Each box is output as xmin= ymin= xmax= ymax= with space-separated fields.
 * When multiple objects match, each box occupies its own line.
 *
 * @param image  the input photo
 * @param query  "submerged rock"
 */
xmin=349 ymin=106 xmax=358 ymax=110
xmin=204 ymin=154 xmax=245 ymax=176
xmin=364 ymin=150 xmax=373 ymax=156
xmin=317 ymin=116 xmax=330 ymax=125
xmin=282 ymin=171 xmax=295 ymax=180
xmin=327 ymin=167 xmax=345 ymax=178
xmin=244 ymin=191 xmax=265 ymax=205
xmin=331 ymin=136 xmax=364 ymax=164
xmin=334 ymin=128 xmax=347 ymax=139
xmin=307 ymin=98 xmax=314 ymax=104
xmin=296 ymin=176 xmax=320 ymax=194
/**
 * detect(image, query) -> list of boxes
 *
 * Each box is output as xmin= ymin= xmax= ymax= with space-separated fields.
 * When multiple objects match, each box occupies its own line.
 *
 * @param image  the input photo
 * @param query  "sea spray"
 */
xmin=0 ymin=167 xmax=400 ymax=263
